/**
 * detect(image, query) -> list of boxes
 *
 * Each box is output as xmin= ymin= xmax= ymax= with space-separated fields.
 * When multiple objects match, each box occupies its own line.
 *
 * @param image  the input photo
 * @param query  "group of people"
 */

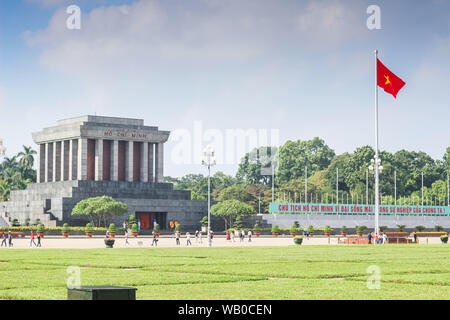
xmin=368 ymin=232 xmax=387 ymax=244
xmin=2 ymin=230 xmax=42 ymax=248
xmin=0 ymin=231 xmax=13 ymax=247
xmin=226 ymin=230 xmax=252 ymax=242
xmin=173 ymin=230 xmax=209 ymax=246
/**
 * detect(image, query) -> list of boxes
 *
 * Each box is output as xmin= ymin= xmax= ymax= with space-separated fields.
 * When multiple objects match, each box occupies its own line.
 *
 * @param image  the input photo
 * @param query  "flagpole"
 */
xmin=374 ymin=50 xmax=380 ymax=237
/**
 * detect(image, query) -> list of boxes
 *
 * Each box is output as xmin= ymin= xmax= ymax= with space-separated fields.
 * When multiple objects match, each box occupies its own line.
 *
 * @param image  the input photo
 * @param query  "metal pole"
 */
xmin=366 ymin=169 xmax=369 ymax=205
xmin=208 ymin=164 xmax=211 ymax=247
xmin=421 ymin=171 xmax=424 ymax=206
xmin=374 ymin=49 xmax=380 ymax=237
xmin=336 ymin=167 xmax=339 ymax=204
xmin=305 ymin=166 xmax=308 ymax=204
xmin=272 ymin=164 xmax=275 ymax=203
xmin=447 ymin=171 xmax=449 ymax=206
xmin=258 ymin=194 xmax=261 ymax=214
xmin=394 ymin=170 xmax=397 ymax=206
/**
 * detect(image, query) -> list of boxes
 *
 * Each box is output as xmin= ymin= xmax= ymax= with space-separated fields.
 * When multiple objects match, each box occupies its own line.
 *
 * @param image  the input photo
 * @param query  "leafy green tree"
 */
xmin=233 ymin=216 xmax=244 ymax=229
xmin=236 ymin=147 xmax=277 ymax=185
xmin=71 ymin=196 xmax=128 ymax=227
xmin=0 ymin=146 xmax=37 ymax=201
xmin=217 ymin=185 xmax=254 ymax=203
xmin=277 ymin=137 xmax=335 ymax=184
xmin=211 ymin=199 xmax=256 ymax=230
xmin=200 ymin=216 xmax=208 ymax=227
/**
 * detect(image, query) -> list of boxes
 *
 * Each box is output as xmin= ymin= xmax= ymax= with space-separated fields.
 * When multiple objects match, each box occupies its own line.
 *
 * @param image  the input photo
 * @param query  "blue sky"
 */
xmin=0 ymin=0 xmax=449 ymax=177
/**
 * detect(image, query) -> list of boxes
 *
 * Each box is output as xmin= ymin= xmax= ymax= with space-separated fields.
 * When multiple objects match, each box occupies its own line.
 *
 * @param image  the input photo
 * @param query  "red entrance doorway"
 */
xmin=136 ymin=212 xmax=167 ymax=230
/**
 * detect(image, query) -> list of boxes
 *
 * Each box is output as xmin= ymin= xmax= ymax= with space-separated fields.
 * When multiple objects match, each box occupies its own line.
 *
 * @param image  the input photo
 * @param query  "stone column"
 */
xmin=111 ymin=140 xmax=119 ymax=181
xmin=37 ymin=144 xmax=44 ymax=183
xmin=77 ymin=138 xmax=87 ymax=180
xmin=126 ymin=141 xmax=134 ymax=182
xmin=69 ymin=139 xmax=78 ymax=180
xmin=62 ymin=140 xmax=70 ymax=181
xmin=54 ymin=141 xmax=61 ymax=182
xmin=155 ymin=142 xmax=164 ymax=183
xmin=140 ymin=142 xmax=148 ymax=182
xmin=52 ymin=142 xmax=57 ymax=181
xmin=61 ymin=140 xmax=66 ymax=181
xmin=95 ymin=139 xmax=103 ymax=181
xmin=45 ymin=142 xmax=53 ymax=182
xmin=148 ymin=143 xmax=154 ymax=183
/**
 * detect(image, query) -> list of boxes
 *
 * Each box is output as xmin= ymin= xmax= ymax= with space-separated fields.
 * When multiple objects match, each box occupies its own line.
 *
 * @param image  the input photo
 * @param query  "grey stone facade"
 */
xmin=0 ymin=180 xmax=220 ymax=230
xmin=0 ymin=116 xmax=218 ymax=231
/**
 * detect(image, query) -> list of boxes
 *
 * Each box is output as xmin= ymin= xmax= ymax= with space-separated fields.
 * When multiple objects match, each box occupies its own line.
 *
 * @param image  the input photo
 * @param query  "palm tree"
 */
xmin=0 ymin=179 xmax=12 ymax=201
xmin=17 ymin=146 xmax=36 ymax=169
xmin=1 ymin=156 xmax=18 ymax=171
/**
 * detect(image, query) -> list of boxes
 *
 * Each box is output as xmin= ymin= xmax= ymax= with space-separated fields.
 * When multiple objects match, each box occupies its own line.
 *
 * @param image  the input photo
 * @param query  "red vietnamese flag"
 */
xmin=377 ymin=59 xmax=406 ymax=98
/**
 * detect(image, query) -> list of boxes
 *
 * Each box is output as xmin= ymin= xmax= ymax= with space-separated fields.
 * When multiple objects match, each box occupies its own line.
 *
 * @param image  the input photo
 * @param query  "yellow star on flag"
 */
xmin=384 ymin=75 xmax=391 ymax=85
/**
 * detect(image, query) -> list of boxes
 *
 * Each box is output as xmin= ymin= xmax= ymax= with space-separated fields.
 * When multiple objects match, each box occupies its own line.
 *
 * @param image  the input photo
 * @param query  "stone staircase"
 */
xmin=0 ymin=215 xmax=8 ymax=227
xmin=245 ymin=214 xmax=273 ymax=229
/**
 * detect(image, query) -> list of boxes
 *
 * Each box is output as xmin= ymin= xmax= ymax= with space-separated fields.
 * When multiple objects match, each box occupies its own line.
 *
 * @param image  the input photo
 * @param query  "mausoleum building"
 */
xmin=0 ymin=116 xmax=212 ymax=231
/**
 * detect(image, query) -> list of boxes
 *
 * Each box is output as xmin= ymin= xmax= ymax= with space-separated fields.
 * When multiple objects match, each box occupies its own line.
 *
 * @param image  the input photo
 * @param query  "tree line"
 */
xmin=166 ymin=137 xmax=450 ymax=217
xmin=0 ymin=146 xmax=36 ymax=201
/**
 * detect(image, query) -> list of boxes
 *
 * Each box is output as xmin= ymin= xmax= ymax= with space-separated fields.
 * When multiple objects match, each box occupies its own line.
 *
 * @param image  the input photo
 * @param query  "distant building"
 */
xmin=0 ymin=116 xmax=215 ymax=231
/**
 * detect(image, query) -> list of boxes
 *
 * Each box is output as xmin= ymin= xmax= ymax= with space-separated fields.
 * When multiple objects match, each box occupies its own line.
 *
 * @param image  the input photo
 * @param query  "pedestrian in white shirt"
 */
xmin=186 ymin=232 xmax=192 ymax=246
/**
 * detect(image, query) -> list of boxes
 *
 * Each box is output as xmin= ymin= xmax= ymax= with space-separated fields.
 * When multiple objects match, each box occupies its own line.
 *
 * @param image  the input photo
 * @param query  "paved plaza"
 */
xmin=4 ymin=235 xmax=442 ymax=249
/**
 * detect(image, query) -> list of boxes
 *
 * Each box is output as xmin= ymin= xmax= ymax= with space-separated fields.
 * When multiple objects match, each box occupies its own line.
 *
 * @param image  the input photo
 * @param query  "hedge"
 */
xmin=227 ymin=227 xmax=328 ymax=233
xmin=0 ymin=226 xmax=120 ymax=232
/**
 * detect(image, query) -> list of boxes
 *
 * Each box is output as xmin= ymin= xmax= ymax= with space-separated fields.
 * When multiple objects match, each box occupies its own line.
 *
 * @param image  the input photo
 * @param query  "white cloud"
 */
xmin=26 ymin=0 xmax=74 ymax=6
xmin=18 ymin=0 xmax=383 ymax=176
xmin=295 ymin=0 xmax=366 ymax=49
xmin=24 ymin=0 xmax=367 ymax=80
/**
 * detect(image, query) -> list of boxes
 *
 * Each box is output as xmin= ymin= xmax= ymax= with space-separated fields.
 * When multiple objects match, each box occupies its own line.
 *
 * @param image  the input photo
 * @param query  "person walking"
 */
xmin=374 ymin=233 xmax=379 ymax=245
xmin=239 ymin=230 xmax=243 ymax=243
xmin=247 ymin=230 xmax=252 ymax=242
xmin=175 ymin=231 xmax=180 ymax=246
xmin=1 ymin=233 xmax=7 ymax=247
xmin=230 ymin=230 xmax=235 ymax=242
xmin=198 ymin=231 xmax=203 ymax=243
xmin=124 ymin=230 xmax=129 ymax=246
xmin=8 ymin=231 xmax=13 ymax=247
xmin=226 ymin=231 xmax=230 ymax=241
xmin=195 ymin=230 xmax=199 ymax=243
xmin=37 ymin=232 xmax=42 ymax=247
xmin=368 ymin=232 xmax=373 ymax=244
xmin=413 ymin=232 xmax=417 ymax=243
xmin=383 ymin=232 xmax=388 ymax=244
xmin=186 ymin=232 xmax=192 ymax=246
xmin=29 ymin=231 xmax=37 ymax=247
xmin=151 ymin=232 xmax=158 ymax=247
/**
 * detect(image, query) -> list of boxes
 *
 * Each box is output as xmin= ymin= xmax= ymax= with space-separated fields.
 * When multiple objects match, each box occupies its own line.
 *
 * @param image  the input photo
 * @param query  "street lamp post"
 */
xmin=369 ymin=157 xmax=383 ymax=235
xmin=421 ymin=171 xmax=424 ymax=207
xmin=258 ymin=194 xmax=261 ymax=214
xmin=202 ymin=145 xmax=216 ymax=247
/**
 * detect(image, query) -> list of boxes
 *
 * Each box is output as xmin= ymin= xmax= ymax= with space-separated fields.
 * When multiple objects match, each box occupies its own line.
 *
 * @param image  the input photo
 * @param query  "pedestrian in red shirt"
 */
xmin=30 ymin=231 xmax=37 ymax=247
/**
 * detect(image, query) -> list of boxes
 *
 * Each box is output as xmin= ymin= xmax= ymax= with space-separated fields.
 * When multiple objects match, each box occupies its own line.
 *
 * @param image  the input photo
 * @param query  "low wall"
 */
xmin=259 ymin=214 xmax=450 ymax=229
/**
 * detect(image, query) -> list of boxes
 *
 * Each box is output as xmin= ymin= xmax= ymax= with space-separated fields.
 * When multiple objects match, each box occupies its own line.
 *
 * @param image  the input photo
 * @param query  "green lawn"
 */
xmin=0 ymin=245 xmax=448 ymax=300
